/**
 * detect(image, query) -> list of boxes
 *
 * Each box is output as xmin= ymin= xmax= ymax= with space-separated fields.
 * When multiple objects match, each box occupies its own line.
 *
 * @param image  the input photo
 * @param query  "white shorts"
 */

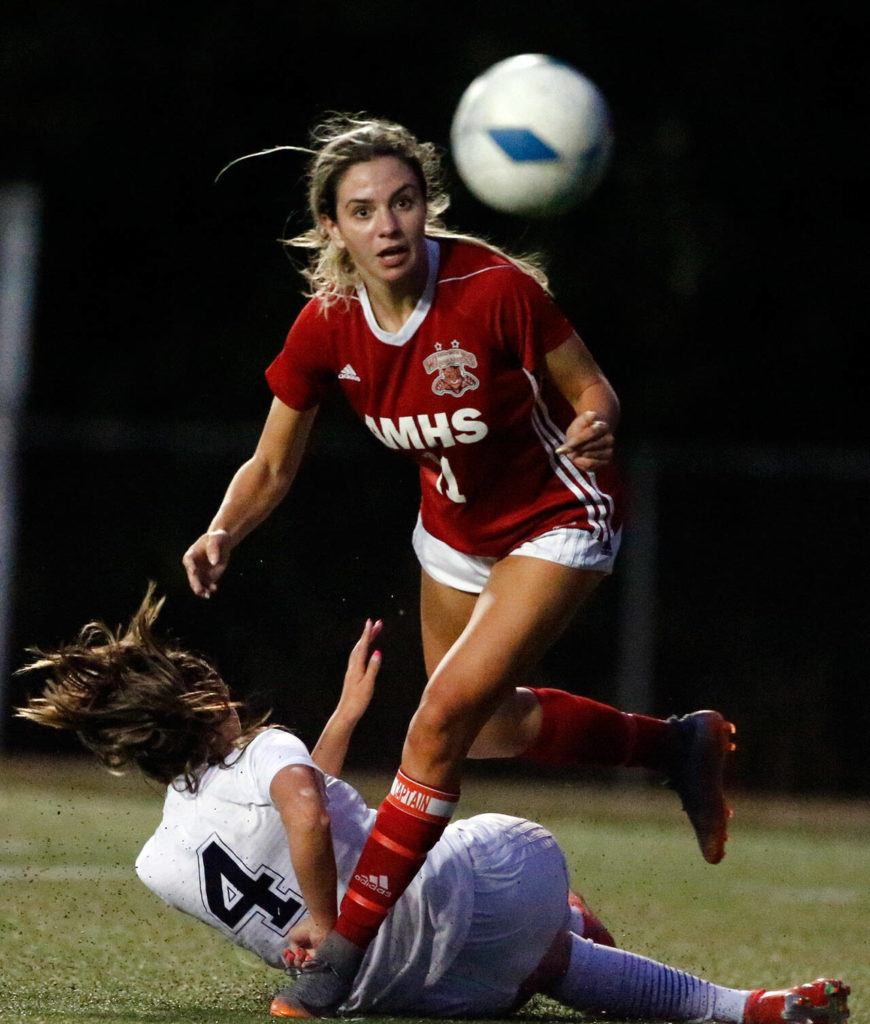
xmin=412 ymin=515 xmax=621 ymax=594
xmin=351 ymin=814 xmax=571 ymax=1017
xmin=424 ymin=815 xmax=571 ymax=1015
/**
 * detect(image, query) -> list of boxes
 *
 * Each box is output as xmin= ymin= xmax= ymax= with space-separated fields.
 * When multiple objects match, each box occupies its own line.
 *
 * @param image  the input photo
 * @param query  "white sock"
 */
xmin=549 ymin=933 xmax=752 ymax=1022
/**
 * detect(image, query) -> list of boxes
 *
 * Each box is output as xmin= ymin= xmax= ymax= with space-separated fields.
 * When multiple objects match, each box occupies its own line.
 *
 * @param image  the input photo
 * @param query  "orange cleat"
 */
xmin=270 ymin=931 xmax=362 ymax=1018
xmin=667 ymin=710 xmax=736 ymax=864
xmin=270 ymin=992 xmax=314 ymax=1018
xmin=743 ymin=978 xmax=850 ymax=1023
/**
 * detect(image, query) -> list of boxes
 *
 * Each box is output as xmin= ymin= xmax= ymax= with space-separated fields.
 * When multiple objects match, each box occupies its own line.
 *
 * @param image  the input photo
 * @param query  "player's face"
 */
xmin=321 ymin=156 xmax=428 ymax=295
xmin=216 ymin=707 xmax=242 ymax=753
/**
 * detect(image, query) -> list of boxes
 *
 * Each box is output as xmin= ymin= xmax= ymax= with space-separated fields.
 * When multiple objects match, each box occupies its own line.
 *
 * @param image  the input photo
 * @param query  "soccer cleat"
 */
xmin=271 ymin=931 xmax=363 ymax=1018
xmin=743 ymin=979 xmax=850 ymax=1023
xmin=666 ymin=709 xmax=736 ymax=864
xmin=271 ymin=959 xmax=344 ymax=1019
xmin=270 ymin=994 xmax=313 ymax=1019
xmin=568 ymin=890 xmax=616 ymax=947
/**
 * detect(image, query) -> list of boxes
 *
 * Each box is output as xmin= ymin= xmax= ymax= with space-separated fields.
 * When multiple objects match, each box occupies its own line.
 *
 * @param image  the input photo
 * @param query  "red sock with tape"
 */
xmin=522 ymin=687 xmax=672 ymax=771
xmin=334 ymin=768 xmax=459 ymax=949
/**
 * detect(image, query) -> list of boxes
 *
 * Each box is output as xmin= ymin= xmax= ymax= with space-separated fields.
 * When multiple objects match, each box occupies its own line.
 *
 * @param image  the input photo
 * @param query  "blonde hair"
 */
xmin=16 ymin=584 xmax=267 ymax=792
xmin=285 ymin=112 xmax=550 ymax=307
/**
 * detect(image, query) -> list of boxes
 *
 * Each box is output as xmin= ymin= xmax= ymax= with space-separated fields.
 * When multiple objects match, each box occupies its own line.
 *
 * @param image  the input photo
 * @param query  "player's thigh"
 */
xmin=418 ymin=815 xmax=570 ymax=1016
xmin=419 ymin=569 xmax=478 ymax=677
xmin=420 ymin=570 xmax=546 ymax=758
xmin=406 ymin=559 xmax=604 ymax=767
xmin=429 ymin=555 xmax=604 ymax=707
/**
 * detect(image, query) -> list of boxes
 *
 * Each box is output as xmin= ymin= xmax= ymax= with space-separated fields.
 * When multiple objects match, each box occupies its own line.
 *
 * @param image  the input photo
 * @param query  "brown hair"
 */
xmin=16 ymin=584 xmax=263 ymax=792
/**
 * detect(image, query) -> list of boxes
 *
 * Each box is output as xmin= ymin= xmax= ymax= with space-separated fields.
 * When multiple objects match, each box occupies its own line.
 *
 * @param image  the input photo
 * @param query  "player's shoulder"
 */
xmin=226 ymin=728 xmax=317 ymax=801
xmin=242 ymin=726 xmax=309 ymax=760
xmin=437 ymin=237 xmax=514 ymax=282
xmin=437 ymin=238 xmax=544 ymax=299
xmin=290 ymin=291 xmax=361 ymax=336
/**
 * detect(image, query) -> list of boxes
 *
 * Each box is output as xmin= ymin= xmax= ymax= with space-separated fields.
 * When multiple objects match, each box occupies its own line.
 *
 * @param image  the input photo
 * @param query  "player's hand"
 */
xmin=337 ymin=619 xmax=383 ymax=724
xmin=182 ymin=529 xmax=232 ymax=598
xmin=283 ymin=916 xmax=332 ymax=969
xmin=555 ymin=410 xmax=615 ymax=470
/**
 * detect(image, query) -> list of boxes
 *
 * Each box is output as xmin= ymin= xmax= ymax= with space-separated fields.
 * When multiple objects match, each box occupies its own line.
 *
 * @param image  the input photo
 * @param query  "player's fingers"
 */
xmin=352 ymin=618 xmax=383 ymax=659
xmin=345 ymin=620 xmax=377 ymax=685
xmin=205 ymin=529 xmax=230 ymax=567
xmin=569 ymin=448 xmax=613 ymax=470
xmin=581 ymin=433 xmax=614 ymax=452
xmin=281 ymin=947 xmax=310 ymax=971
xmin=365 ymin=649 xmax=382 ymax=681
xmin=350 ymin=619 xmax=373 ymax=660
xmin=555 ymin=417 xmax=610 ymax=456
xmin=182 ymin=550 xmax=209 ymax=598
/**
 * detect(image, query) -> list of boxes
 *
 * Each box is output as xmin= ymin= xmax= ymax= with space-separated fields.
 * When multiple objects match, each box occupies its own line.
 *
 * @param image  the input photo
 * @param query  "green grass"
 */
xmin=0 ymin=757 xmax=866 ymax=1024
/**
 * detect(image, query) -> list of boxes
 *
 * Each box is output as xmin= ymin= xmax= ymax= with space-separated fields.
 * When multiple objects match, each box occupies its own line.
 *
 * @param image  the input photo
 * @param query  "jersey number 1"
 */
xmin=436 ymin=456 xmax=466 ymax=504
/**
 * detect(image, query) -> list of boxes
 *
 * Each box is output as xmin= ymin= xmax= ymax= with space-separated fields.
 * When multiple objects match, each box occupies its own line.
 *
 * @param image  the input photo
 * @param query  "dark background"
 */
xmin=2 ymin=1 xmax=867 ymax=792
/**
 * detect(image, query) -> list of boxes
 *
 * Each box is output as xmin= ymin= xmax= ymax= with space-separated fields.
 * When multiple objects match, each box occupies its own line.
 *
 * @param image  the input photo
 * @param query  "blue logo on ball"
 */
xmin=486 ymin=128 xmax=559 ymax=162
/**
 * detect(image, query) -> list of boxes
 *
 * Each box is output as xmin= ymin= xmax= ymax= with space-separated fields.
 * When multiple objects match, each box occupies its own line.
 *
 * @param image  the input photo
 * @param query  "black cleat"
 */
xmin=667 ymin=710 xmax=736 ymax=864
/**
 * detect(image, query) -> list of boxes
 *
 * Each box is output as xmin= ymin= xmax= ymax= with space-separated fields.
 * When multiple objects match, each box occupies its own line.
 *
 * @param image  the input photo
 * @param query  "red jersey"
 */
xmin=266 ymin=238 xmax=619 ymax=558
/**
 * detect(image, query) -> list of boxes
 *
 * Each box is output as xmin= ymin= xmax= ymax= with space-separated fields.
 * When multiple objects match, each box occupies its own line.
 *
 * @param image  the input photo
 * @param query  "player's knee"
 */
xmin=405 ymin=693 xmax=478 ymax=766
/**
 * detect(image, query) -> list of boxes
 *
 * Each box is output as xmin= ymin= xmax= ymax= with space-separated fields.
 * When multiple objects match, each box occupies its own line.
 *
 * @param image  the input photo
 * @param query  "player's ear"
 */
xmin=320 ymin=213 xmax=345 ymax=249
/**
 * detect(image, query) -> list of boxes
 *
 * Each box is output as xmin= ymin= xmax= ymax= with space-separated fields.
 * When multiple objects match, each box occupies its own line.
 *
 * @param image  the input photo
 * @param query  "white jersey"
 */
xmin=136 ymin=729 xmax=569 ymax=1015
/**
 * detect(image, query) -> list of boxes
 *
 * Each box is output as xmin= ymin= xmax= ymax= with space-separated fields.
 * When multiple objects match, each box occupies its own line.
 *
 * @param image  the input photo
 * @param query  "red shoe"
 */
xmin=743 ymin=979 xmax=850 ymax=1023
xmin=568 ymin=890 xmax=616 ymax=947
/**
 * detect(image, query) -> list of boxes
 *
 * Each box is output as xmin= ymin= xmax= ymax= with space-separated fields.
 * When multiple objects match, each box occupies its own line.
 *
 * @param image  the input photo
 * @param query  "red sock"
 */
xmin=334 ymin=768 xmax=459 ymax=949
xmin=521 ymin=688 xmax=672 ymax=772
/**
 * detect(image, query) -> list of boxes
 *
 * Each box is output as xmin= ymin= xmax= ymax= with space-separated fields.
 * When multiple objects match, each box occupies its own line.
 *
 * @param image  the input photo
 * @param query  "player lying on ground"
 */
xmin=17 ymin=588 xmax=849 ymax=1023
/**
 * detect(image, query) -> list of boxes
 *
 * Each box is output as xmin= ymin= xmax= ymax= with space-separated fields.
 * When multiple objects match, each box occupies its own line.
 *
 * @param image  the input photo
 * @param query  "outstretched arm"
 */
xmin=310 ymin=619 xmax=383 ymax=778
xmin=279 ymin=620 xmax=382 ymax=966
xmin=183 ymin=398 xmax=318 ymax=598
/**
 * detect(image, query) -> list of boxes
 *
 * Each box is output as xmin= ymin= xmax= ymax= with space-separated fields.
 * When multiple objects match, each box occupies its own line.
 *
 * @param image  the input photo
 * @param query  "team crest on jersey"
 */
xmin=423 ymin=341 xmax=480 ymax=397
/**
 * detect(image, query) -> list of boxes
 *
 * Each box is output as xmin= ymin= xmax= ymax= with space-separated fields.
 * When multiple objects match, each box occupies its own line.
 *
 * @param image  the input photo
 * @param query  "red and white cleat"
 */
xmin=743 ymin=978 xmax=850 ymax=1023
xmin=567 ymin=890 xmax=616 ymax=947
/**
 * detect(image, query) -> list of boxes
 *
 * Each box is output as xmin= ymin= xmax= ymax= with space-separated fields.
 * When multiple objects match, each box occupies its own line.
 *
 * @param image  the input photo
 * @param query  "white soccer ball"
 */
xmin=450 ymin=54 xmax=613 ymax=217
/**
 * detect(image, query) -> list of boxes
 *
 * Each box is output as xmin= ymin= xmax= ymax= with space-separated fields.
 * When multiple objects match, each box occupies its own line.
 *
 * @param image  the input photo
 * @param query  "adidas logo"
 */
xmin=354 ymin=872 xmax=391 ymax=896
xmin=338 ymin=363 xmax=361 ymax=382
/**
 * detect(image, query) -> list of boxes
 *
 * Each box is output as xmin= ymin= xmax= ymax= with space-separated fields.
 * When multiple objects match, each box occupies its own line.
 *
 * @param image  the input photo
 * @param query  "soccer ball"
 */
xmin=450 ymin=54 xmax=613 ymax=217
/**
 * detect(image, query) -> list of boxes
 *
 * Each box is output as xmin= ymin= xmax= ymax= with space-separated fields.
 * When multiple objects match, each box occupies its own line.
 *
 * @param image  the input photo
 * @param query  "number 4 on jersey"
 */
xmin=199 ymin=836 xmax=302 ymax=933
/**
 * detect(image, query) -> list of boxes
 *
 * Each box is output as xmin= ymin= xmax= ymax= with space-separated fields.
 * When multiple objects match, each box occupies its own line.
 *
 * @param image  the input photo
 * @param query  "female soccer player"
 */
xmin=16 ymin=591 xmax=847 ymax=1024
xmin=182 ymin=114 xmax=735 ymax=1013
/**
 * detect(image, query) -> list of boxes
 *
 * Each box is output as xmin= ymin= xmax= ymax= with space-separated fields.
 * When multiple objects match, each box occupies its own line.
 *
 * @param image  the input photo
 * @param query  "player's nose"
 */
xmin=375 ymin=206 xmax=400 ymax=235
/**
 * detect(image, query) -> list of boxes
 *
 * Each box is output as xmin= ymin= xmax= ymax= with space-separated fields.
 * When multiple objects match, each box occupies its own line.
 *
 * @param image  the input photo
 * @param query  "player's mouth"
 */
xmin=376 ymin=243 xmax=410 ymax=267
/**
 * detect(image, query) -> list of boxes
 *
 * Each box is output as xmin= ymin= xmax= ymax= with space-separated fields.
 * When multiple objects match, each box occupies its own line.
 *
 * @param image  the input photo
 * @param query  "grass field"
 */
xmin=0 ymin=756 xmax=866 ymax=1024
